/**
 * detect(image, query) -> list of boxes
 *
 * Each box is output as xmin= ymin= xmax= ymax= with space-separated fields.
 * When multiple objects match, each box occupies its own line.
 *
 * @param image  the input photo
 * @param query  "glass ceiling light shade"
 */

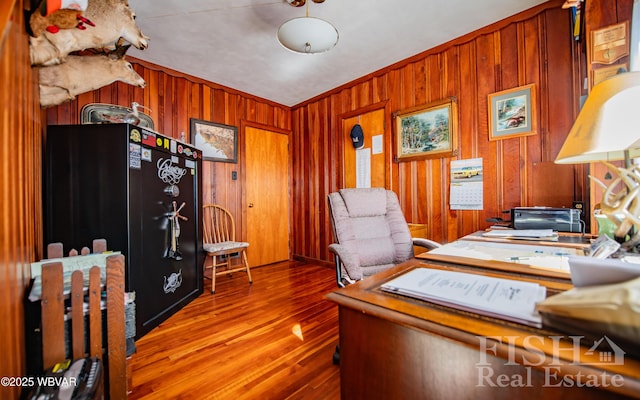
xmin=555 ymin=71 xmax=640 ymax=164
xmin=277 ymin=16 xmax=338 ymax=54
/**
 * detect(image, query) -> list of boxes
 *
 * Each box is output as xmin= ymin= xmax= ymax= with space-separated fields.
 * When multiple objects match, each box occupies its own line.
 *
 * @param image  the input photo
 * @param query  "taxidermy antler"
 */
xmin=591 ymin=162 xmax=640 ymax=250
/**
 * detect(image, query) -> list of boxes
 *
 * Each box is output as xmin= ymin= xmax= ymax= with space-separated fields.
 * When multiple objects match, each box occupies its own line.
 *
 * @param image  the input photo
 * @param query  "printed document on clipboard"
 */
xmin=425 ymin=240 xmax=583 ymax=272
xmin=381 ymin=267 xmax=546 ymax=327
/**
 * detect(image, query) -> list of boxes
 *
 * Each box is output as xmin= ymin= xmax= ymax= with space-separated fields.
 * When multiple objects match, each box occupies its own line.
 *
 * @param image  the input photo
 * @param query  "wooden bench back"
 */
xmin=40 ymin=239 xmax=126 ymax=399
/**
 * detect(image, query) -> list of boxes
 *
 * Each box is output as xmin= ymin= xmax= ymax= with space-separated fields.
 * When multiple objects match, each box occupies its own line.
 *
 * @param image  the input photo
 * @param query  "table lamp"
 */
xmin=555 ymin=71 xmax=640 ymax=250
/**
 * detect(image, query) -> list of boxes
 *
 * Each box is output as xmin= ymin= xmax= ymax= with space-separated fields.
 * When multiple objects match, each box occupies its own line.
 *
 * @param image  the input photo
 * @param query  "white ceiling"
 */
xmin=128 ymin=0 xmax=548 ymax=107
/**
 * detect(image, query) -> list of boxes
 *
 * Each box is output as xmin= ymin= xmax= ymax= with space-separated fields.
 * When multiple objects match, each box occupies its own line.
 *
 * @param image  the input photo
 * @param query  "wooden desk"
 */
xmin=326 ymin=258 xmax=640 ymax=400
xmin=408 ymin=223 xmax=428 ymax=256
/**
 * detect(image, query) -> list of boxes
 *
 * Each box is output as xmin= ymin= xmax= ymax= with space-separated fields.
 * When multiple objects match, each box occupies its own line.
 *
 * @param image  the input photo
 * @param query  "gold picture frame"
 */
xmin=392 ymin=97 xmax=458 ymax=162
xmin=488 ymin=84 xmax=537 ymax=141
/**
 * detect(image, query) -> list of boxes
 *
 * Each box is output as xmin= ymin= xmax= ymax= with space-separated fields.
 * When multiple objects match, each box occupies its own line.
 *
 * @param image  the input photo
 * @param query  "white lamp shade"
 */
xmin=555 ymin=71 xmax=640 ymax=164
xmin=277 ymin=17 xmax=338 ymax=54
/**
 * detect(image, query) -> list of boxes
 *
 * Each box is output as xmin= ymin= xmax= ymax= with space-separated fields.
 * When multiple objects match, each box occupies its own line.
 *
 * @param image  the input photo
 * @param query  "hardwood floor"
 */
xmin=128 ymin=260 xmax=341 ymax=399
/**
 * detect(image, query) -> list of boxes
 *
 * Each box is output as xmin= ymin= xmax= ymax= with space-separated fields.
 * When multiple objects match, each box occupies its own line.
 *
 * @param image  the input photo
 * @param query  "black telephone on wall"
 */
xmin=27 ymin=357 xmax=102 ymax=400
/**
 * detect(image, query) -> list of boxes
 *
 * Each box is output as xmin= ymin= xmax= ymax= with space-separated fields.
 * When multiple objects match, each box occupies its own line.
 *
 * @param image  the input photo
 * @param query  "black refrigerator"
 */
xmin=44 ymin=123 xmax=204 ymax=338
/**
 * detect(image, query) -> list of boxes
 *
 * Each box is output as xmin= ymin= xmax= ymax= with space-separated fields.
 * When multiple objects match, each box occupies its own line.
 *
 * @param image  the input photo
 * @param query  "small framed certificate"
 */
xmin=590 ymin=21 xmax=630 ymax=65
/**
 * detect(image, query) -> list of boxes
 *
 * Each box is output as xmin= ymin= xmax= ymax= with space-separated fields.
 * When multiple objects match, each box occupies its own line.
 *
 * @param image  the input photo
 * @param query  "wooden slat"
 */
xmin=93 ymin=238 xmax=107 ymax=253
xmin=41 ymin=262 xmax=65 ymax=369
xmin=47 ymin=243 xmax=64 ymax=259
xmin=89 ymin=266 xmax=102 ymax=359
xmin=70 ymin=270 xmax=85 ymax=359
xmin=106 ymin=254 xmax=127 ymax=399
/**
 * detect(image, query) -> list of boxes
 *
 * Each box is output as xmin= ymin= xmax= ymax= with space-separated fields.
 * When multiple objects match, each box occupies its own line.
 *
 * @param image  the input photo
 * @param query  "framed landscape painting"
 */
xmin=393 ymin=97 xmax=458 ymax=162
xmin=488 ymin=84 xmax=537 ymax=141
xmin=190 ymin=118 xmax=238 ymax=163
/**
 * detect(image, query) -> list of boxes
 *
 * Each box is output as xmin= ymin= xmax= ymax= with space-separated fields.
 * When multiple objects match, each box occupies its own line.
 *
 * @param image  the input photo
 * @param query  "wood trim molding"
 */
xmin=130 ymin=56 xmax=291 ymax=110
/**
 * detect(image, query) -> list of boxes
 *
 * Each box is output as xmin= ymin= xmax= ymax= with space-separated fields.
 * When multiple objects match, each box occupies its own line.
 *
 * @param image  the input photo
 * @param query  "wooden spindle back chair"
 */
xmin=202 ymin=204 xmax=252 ymax=294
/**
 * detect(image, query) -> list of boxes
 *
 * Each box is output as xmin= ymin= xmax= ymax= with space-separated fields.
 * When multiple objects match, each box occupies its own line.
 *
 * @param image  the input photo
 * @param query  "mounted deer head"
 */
xmin=30 ymin=0 xmax=150 ymax=66
xmin=38 ymin=44 xmax=146 ymax=108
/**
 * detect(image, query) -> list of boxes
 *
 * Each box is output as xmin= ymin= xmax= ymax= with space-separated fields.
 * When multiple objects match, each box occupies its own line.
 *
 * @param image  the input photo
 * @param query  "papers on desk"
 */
xmin=381 ymin=267 xmax=546 ymax=327
xmin=427 ymin=240 xmax=582 ymax=272
xmin=482 ymin=229 xmax=558 ymax=241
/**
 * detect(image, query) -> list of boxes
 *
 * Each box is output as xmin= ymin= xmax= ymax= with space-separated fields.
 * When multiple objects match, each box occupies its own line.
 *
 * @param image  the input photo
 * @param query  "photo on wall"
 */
xmin=393 ymin=97 xmax=458 ymax=162
xmin=190 ymin=118 xmax=238 ymax=163
xmin=488 ymin=84 xmax=537 ymax=141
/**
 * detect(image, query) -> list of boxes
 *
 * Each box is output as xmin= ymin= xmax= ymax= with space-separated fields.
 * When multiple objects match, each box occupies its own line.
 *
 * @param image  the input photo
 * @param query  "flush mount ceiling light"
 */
xmin=278 ymin=0 xmax=338 ymax=54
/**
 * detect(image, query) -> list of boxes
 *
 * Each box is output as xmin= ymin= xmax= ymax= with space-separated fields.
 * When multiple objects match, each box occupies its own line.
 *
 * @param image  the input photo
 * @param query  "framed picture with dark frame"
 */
xmin=488 ymin=84 xmax=537 ymax=141
xmin=190 ymin=118 xmax=238 ymax=163
xmin=392 ymin=97 xmax=458 ymax=162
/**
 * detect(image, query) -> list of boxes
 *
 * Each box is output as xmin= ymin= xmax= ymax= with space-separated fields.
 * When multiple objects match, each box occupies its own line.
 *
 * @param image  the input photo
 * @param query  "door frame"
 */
xmin=240 ymin=120 xmax=293 ymax=261
xmin=337 ymin=101 xmax=391 ymax=189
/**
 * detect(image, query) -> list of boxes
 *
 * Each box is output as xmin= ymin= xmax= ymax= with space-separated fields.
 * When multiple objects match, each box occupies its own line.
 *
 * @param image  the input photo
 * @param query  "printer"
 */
xmin=511 ymin=207 xmax=582 ymax=233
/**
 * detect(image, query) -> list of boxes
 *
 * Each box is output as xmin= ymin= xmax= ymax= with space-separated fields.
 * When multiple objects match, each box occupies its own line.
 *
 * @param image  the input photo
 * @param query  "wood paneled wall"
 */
xmin=45 ymin=59 xmax=292 ymax=245
xmin=290 ymin=0 xmax=586 ymax=264
xmin=0 ymin=1 xmax=43 ymax=398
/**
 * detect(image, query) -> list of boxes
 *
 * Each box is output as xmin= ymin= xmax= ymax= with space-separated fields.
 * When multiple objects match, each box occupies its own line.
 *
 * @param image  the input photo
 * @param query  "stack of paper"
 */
xmin=381 ymin=268 xmax=547 ymax=327
xmin=482 ymin=229 xmax=558 ymax=241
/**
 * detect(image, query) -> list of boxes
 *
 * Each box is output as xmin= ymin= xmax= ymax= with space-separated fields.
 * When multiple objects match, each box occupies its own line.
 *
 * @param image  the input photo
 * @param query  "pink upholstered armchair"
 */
xmin=328 ymin=188 xmax=441 ymax=288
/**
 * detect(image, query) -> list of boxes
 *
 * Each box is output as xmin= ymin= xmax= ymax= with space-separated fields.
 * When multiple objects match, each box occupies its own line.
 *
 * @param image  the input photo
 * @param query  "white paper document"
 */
xmin=482 ymin=229 xmax=557 ymax=240
xmin=381 ymin=267 xmax=546 ymax=327
xmin=427 ymin=240 xmax=581 ymax=272
xmin=372 ymin=134 xmax=383 ymax=154
xmin=355 ymin=148 xmax=371 ymax=188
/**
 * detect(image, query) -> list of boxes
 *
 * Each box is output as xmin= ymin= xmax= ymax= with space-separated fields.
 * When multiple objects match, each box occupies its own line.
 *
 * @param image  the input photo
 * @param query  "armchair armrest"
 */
xmin=412 ymin=238 xmax=442 ymax=252
xmin=329 ymin=243 xmax=362 ymax=286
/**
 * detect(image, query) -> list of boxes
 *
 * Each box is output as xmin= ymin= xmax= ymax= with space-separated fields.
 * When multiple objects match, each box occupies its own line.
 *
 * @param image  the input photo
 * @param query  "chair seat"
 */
xmin=204 ymin=241 xmax=249 ymax=254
